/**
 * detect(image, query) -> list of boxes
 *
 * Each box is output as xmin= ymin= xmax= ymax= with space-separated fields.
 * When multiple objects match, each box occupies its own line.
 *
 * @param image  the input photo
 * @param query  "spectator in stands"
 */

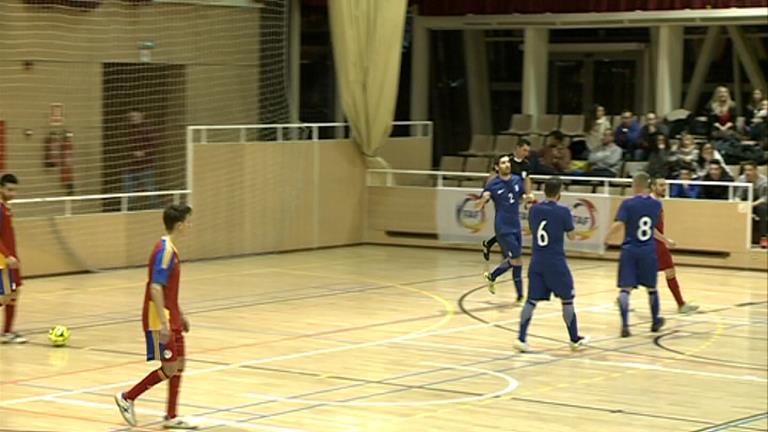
xmin=646 ymin=134 xmax=675 ymax=179
xmin=536 ymin=131 xmax=571 ymax=174
xmin=669 ymin=165 xmax=700 ymax=199
xmin=639 ymin=111 xmax=668 ymax=161
xmin=747 ymin=98 xmax=767 ymax=142
xmin=708 ymin=86 xmax=737 ymax=140
xmin=675 ymin=132 xmax=700 ymax=173
xmin=582 ymin=104 xmax=610 ymax=158
xmin=585 ymin=129 xmax=622 ymax=177
xmin=744 ymin=88 xmax=764 ymax=125
xmin=696 ymin=142 xmax=731 ymax=178
xmin=736 ymin=161 xmax=768 ymax=247
xmin=614 ymin=109 xmax=642 ymax=161
xmin=123 ymin=110 xmax=159 ymax=209
xmin=700 ymin=159 xmax=734 ymax=200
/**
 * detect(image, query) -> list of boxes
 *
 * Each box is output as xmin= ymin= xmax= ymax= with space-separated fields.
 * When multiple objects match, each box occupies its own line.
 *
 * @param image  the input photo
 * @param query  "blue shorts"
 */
xmin=496 ymin=231 xmax=522 ymax=259
xmin=618 ymin=247 xmax=658 ymax=289
xmin=528 ymin=262 xmax=574 ymax=301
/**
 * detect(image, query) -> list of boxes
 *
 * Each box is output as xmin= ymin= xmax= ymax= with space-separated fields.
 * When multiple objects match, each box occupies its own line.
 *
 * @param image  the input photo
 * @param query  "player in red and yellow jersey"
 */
xmin=0 ymin=173 xmax=26 ymax=344
xmin=115 ymin=204 xmax=196 ymax=430
xmin=649 ymin=178 xmax=699 ymax=314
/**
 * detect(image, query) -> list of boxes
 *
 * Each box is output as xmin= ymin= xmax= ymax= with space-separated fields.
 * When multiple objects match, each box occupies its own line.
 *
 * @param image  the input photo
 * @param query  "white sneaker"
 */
xmin=513 ymin=339 xmax=529 ymax=352
xmin=678 ymin=303 xmax=700 ymax=314
xmin=570 ymin=335 xmax=590 ymax=351
xmin=1 ymin=332 xmax=27 ymax=344
xmin=163 ymin=417 xmax=198 ymax=430
xmin=114 ymin=392 xmax=137 ymax=427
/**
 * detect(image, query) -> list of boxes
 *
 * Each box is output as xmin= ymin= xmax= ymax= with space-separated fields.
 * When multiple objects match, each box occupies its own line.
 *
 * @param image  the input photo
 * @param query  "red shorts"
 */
xmin=656 ymin=241 xmax=674 ymax=271
xmin=145 ymin=330 xmax=185 ymax=362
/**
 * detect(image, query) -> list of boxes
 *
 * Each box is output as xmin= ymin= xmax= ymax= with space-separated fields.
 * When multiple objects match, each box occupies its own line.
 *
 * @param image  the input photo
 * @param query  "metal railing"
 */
xmin=14 ymin=190 xmax=189 ymax=216
xmin=367 ymin=169 xmax=754 ymax=202
xmin=187 ymin=121 xmax=433 ymax=145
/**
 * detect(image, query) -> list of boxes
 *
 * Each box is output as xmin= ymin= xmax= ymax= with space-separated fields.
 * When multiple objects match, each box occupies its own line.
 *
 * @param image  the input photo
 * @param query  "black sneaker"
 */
xmin=481 ymin=240 xmax=490 ymax=261
xmin=651 ymin=317 xmax=666 ymax=333
xmin=621 ymin=327 xmax=631 ymax=338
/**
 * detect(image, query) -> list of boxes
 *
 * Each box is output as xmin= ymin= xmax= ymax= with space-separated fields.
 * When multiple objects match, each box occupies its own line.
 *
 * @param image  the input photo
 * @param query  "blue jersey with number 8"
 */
xmin=615 ymin=195 xmax=662 ymax=250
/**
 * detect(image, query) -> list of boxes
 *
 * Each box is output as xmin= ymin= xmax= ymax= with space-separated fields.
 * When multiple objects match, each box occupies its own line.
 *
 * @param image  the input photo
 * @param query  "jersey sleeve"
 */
xmin=615 ymin=201 xmax=628 ymax=223
xmin=151 ymin=245 xmax=175 ymax=286
xmin=0 ymin=210 xmax=9 ymax=257
xmin=564 ymin=207 xmax=575 ymax=232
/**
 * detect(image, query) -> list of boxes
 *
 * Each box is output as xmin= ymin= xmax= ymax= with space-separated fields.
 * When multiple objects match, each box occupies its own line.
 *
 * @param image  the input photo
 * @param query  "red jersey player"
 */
xmin=650 ymin=178 xmax=699 ymax=314
xmin=115 ymin=204 xmax=196 ymax=429
xmin=0 ymin=173 xmax=26 ymax=344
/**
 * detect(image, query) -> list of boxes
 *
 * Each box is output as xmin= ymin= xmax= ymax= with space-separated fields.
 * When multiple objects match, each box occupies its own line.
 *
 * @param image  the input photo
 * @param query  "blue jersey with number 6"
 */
xmin=615 ymin=195 xmax=662 ymax=250
xmin=528 ymin=200 xmax=574 ymax=267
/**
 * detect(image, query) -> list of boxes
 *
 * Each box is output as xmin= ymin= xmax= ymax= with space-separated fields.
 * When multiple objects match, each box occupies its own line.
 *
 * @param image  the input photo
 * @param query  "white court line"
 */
xmin=46 ymin=397 xmax=305 ymax=432
xmin=398 ymin=340 xmax=767 ymax=383
xmin=244 ymin=361 xmax=519 ymax=407
xmin=0 ymin=303 xmax=613 ymax=407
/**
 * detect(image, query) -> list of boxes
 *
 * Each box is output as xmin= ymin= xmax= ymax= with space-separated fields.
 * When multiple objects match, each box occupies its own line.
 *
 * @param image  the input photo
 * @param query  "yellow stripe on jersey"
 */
xmin=161 ymin=241 xmax=174 ymax=269
xmin=147 ymin=300 xmax=171 ymax=330
xmin=0 ymin=252 xmax=15 ymax=299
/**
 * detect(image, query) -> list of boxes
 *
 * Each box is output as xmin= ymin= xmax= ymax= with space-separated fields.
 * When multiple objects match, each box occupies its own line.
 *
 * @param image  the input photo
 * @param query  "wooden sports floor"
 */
xmin=1 ymin=245 xmax=766 ymax=432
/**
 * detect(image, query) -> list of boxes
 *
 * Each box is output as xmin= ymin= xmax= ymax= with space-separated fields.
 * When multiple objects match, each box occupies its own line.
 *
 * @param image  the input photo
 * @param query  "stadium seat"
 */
xmin=460 ymin=134 xmax=495 ymax=156
xmin=559 ymin=115 xmax=586 ymax=136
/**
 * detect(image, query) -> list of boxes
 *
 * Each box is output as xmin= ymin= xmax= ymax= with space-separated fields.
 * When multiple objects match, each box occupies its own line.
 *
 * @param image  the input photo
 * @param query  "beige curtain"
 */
xmin=328 ymin=0 xmax=408 ymax=163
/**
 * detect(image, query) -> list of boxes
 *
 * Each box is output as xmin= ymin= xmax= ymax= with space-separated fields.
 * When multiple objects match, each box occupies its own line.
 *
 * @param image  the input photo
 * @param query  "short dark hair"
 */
xmin=0 ymin=174 xmax=18 ymax=186
xmin=742 ymin=160 xmax=757 ymax=170
xmin=549 ymin=131 xmax=565 ymax=143
xmin=678 ymin=163 xmax=694 ymax=173
xmin=517 ymin=138 xmax=531 ymax=148
xmin=163 ymin=204 xmax=192 ymax=232
xmin=544 ymin=176 xmax=563 ymax=198
xmin=708 ymin=159 xmax=723 ymax=167
xmin=494 ymin=154 xmax=509 ymax=167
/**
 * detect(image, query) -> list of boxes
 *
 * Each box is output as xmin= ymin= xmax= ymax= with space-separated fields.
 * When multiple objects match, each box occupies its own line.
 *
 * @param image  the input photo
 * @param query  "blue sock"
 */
xmin=490 ymin=260 xmax=511 ymax=281
xmin=619 ymin=289 xmax=631 ymax=328
xmin=512 ymin=265 xmax=523 ymax=298
xmin=518 ymin=300 xmax=537 ymax=342
xmin=648 ymin=288 xmax=660 ymax=322
xmin=562 ymin=301 xmax=579 ymax=342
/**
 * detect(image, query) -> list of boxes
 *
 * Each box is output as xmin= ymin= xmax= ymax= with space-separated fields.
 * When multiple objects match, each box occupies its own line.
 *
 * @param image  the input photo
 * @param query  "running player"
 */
xmin=477 ymin=154 xmax=526 ymax=302
xmin=649 ymin=178 xmax=699 ymax=314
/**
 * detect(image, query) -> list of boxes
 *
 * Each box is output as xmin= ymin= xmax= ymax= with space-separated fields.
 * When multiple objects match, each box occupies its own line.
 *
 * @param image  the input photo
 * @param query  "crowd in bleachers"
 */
xmin=439 ymin=86 xmax=768 ymax=246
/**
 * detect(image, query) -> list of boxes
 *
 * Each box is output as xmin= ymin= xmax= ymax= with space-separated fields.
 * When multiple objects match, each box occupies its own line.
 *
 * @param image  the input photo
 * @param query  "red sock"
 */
xmin=3 ymin=304 xmax=15 ymax=333
xmin=125 ymin=369 xmax=167 ymax=401
xmin=167 ymin=373 xmax=181 ymax=419
xmin=667 ymin=277 xmax=685 ymax=308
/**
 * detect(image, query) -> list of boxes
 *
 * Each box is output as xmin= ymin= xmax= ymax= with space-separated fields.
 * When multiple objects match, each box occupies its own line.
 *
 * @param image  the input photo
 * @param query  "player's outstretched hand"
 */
xmin=182 ymin=316 xmax=191 ymax=333
xmin=666 ymin=238 xmax=677 ymax=248
xmin=5 ymin=256 xmax=19 ymax=269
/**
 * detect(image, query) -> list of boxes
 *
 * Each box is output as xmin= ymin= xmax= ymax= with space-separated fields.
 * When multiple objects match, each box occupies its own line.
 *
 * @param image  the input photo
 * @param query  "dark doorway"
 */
xmin=102 ymin=63 xmax=186 ymax=211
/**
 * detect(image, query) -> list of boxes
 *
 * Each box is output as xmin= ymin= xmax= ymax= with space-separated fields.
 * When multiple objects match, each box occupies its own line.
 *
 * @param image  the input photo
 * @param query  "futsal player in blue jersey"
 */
xmin=476 ymin=154 xmax=526 ymax=302
xmin=514 ymin=177 xmax=589 ymax=352
xmin=605 ymin=171 xmax=665 ymax=338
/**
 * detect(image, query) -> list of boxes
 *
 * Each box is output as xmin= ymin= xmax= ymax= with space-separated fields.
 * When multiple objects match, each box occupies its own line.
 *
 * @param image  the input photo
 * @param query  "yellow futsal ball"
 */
xmin=48 ymin=325 xmax=71 ymax=347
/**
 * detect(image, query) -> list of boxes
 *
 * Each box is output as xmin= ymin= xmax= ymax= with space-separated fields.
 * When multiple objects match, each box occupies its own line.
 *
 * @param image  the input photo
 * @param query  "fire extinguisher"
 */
xmin=43 ymin=130 xmax=61 ymax=168
xmin=60 ymin=131 xmax=74 ymax=195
